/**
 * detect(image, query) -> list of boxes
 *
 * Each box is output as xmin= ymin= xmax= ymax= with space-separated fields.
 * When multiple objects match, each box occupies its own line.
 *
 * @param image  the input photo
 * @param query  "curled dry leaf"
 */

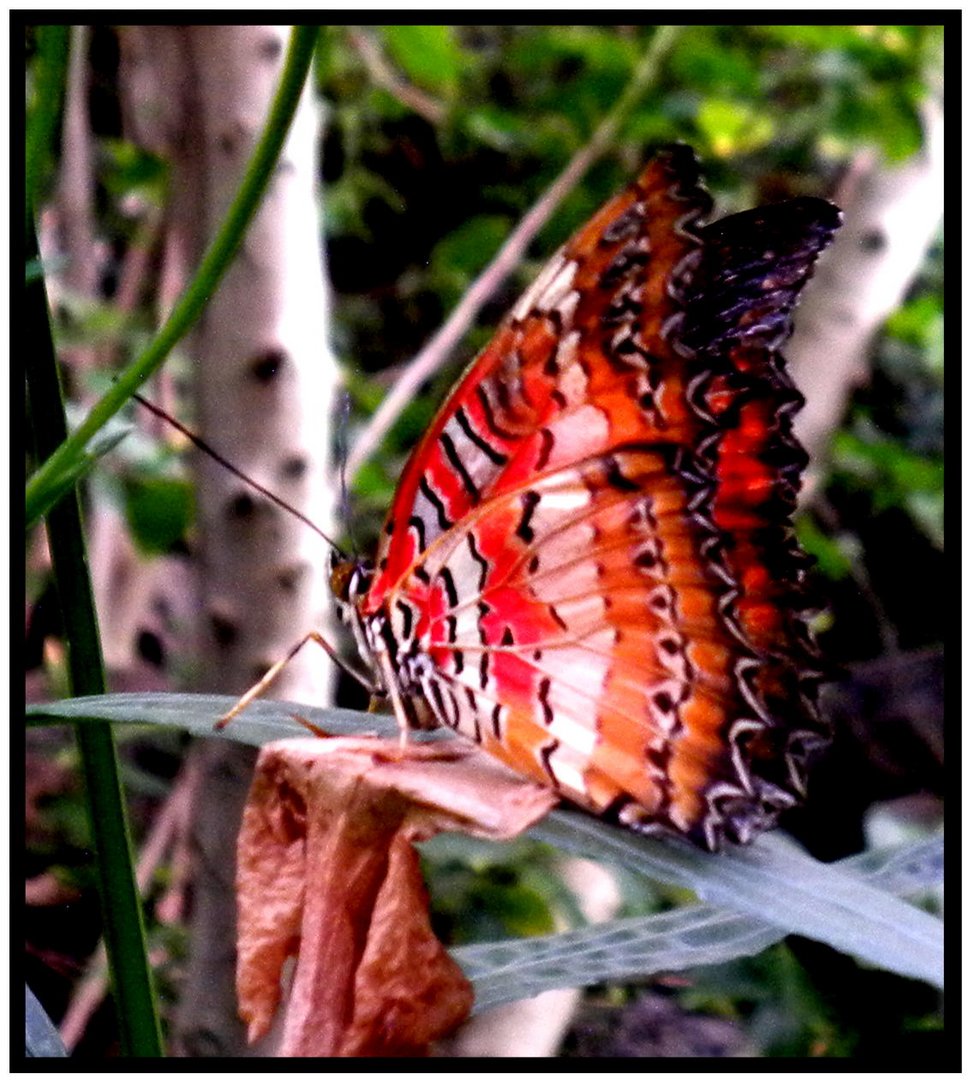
xmin=236 ymin=735 xmax=558 ymax=1057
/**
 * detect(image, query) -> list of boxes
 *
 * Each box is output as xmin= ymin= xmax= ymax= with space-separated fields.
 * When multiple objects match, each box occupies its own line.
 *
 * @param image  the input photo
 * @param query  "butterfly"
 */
xmin=331 ymin=144 xmax=841 ymax=851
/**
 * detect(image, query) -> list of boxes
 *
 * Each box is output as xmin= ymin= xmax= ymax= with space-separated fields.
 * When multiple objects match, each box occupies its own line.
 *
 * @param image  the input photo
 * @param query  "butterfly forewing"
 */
xmin=358 ymin=146 xmax=840 ymax=849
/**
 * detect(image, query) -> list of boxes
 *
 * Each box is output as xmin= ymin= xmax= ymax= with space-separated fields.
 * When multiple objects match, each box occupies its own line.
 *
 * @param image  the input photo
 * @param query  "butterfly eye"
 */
xmin=328 ymin=558 xmax=357 ymax=602
xmin=349 ymin=563 xmax=374 ymax=601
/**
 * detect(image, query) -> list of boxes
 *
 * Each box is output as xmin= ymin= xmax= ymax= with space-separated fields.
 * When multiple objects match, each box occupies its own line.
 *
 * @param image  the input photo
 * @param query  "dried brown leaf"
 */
xmin=236 ymin=736 xmax=557 ymax=1056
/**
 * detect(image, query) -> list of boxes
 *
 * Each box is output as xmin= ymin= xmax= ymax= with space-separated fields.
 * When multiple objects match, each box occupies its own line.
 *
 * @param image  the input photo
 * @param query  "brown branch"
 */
xmin=346 ymin=26 xmax=681 ymax=480
xmin=348 ymin=28 xmax=446 ymax=125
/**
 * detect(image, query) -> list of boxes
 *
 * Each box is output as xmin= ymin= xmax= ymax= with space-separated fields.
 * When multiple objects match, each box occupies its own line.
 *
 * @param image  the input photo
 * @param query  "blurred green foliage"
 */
xmin=679 ymin=936 xmax=945 ymax=1058
xmin=420 ymin=835 xmax=563 ymax=945
xmin=382 ymin=25 xmax=464 ymax=96
xmin=315 ymin=23 xmax=943 ymax=552
xmin=123 ymin=476 xmax=194 ymax=557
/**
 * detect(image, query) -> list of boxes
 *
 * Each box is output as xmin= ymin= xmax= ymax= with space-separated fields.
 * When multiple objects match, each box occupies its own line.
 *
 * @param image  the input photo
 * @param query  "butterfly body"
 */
xmin=337 ymin=146 xmax=840 ymax=850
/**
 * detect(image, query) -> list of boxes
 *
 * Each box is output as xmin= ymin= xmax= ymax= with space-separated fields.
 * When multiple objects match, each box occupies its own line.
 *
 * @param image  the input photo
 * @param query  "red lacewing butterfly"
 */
xmin=336 ymin=145 xmax=839 ymax=850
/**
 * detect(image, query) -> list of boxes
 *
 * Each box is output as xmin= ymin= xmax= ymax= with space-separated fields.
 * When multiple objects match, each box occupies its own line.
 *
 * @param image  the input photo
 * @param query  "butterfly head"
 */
xmin=328 ymin=551 xmax=381 ymax=678
xmin=329 ymin=552 xmax=373 ymax=611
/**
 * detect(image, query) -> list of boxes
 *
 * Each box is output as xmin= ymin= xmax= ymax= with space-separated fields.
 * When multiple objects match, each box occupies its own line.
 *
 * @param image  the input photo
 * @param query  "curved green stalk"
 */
xmin=26 ymin=214 xmax=163 ymax=1056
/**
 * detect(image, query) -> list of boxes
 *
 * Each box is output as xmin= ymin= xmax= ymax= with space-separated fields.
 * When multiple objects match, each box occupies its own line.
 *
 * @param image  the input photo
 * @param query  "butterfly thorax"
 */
xmin=330 ymin=551 xmax=440 ymax=731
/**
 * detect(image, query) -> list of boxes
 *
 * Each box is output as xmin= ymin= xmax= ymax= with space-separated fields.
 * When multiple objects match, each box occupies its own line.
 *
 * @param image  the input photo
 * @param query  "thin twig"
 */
xmin=346 ymin=26 xmax=681 ymax=480
xmin=348 ymin=28 xmax=446 ymax=125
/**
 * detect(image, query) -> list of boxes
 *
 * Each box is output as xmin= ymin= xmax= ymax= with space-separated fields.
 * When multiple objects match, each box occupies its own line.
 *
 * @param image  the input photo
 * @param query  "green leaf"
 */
xmin=28 ymin=693 xmax=945 ymax=1001
xmin=381 ymin=25 xmax=465 ymax=95
xmin=428 ymin=213 xmax=510 ymax=307
xmin=456 ymin=827 xmax=944 ymax=1013
xmin=99 ymin=137 xmax=168 ymax=205
xmin=123 ymin=475 xmax=194 ymax=556
xmin=26 ymin=25 xmax=69 ymax=218
xmin=830 ymin=81 xmax=922 ymax=162
xmin=796 ymin=513 xmax=855 ymax=581
xmin=756 ymin=25 xmax=879 ymax=52
xmin=833 ymin=431 xmax=943 ymax=496
xmin=884 ymin=293 xmax=944 ymax=355
xmin=831 ymin=428 xmax=944 ymax=549
xmin=695 ymin=98 xmax=774 ymax=157
xmin=27 ymin=422 xmax=132 ymax=528
xmin=26 ymin=986 xmax=68 ymax=1059
xmin=26 ymin=208 xmax=162 ymax=1055
xmin=26 ymin=691 xmax=404 ymax=746
xmin=425 ymin=856 xmax=557 ymax=943
xmin=668 ymin=32 xmax=762 ymax=96
xmin=463 ymin=105 xmax=525 ymax=152
xmin=904 ymin=490 xmax=944 ymax=551
xmin=530 ymin=815 xmax=942 ymax=987
xmin=541 ymin=26 xmax=639 ymax=72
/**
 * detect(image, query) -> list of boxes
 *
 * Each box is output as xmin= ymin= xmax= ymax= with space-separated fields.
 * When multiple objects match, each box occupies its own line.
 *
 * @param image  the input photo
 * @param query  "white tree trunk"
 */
xmin=185 ymin=27 xmax=336 ymax=706
xmin=120 ymin=24 xmax=338 ymax=1055
xmin=787 ymin=100 xmax=944 ymax=487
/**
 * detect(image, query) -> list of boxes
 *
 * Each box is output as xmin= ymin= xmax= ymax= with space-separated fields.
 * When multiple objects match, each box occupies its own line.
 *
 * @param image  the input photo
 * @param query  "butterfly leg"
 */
xmin=214 ymin=630 xmax=378 ymax=730
xmin=371 ymin=652 xmax=416 ymax=749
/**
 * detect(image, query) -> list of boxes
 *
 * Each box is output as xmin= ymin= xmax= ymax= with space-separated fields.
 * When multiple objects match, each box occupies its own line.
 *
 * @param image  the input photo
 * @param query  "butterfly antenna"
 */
xmin=131 ymin=392 xmax=345 ymax=558
xmin=335 ymin=390 xmax=360 ymax=558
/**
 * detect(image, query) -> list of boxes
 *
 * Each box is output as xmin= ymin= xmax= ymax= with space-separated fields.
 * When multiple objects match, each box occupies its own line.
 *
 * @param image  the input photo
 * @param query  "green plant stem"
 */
xmin=25 ymin=24 xmax=320 ymax=527
xmin=25 ymin=25 xmax=69 ymax=233
xmin=25 ymin=218 xmax=163 ymax=1057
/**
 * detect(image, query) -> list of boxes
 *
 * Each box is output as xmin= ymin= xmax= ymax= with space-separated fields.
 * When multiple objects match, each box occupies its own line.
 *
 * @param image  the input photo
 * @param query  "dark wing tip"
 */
xmin=677 ymin=196 xmax=842 ymax=356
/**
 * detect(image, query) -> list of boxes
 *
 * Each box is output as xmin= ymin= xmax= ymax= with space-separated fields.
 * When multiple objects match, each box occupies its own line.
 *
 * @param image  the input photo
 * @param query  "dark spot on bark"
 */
xmin=219 ymin=130 xmax=240 ymax=155
xmin=250 ymin=348 xmax=286 ymax=383
xmin=280 ymin=455 xmax=307 ymax=481
xmin=210 ymin=612 xmax=238 ymax=648
xmin=250 ymin=660 xmax=273 ymax=683
xmin=228 ymin=493 xmax=256 ymax=520
xmin=260 ymin=35 xmax=283 ymax=61
xmin=137 ymin=630 xmax=164 ymax=666
xmin=276 ymin=564 xmax=305 ymax=592
xmin=859 ymin=228 xmax=886 ymax=253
